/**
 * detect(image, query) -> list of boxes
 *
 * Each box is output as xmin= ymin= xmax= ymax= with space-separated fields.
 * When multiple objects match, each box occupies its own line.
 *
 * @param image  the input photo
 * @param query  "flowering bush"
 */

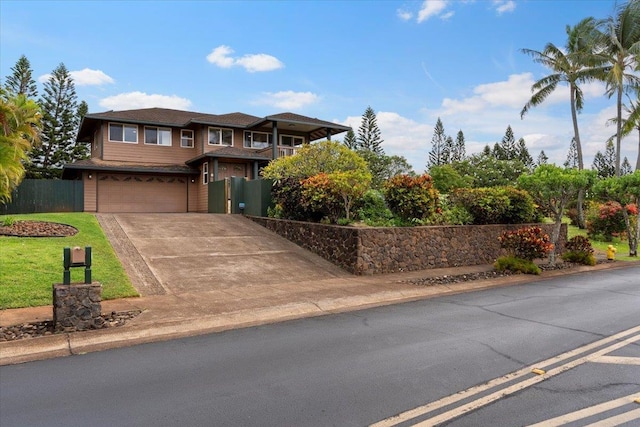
xmin=383 ymin=174 xmax=440 ymax=222
xmin=586 ymin=201 xmax=637 ymax=242
xmin=498 ymin=226 xmax=554 ymax=261
xmin=561 ymin=235 xmax=596 ymax=265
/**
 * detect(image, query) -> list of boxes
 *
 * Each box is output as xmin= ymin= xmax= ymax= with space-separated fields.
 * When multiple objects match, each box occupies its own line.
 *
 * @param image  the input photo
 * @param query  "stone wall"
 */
xmin=248 ymin=216 xmax=567 ymax=275
xmin=53 ymin=282 xmax=103 ymax=331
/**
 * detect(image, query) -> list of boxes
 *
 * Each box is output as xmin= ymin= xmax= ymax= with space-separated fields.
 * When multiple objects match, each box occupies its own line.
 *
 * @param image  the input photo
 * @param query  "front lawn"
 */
xmin=0 ymin=213 xmax=138 ymax=309
xmin=568 ymin=224 xmax=638 ymax=262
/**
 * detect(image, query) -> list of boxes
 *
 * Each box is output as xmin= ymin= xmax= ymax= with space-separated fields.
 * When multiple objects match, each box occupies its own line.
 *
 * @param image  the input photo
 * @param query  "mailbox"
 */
xmin=63 ymin=246 xmax=92 ymax=284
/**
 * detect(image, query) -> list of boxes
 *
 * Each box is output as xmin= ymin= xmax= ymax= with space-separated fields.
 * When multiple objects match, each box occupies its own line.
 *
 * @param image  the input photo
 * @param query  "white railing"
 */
xmin=278 ymin=147 xmax=297 ymax=157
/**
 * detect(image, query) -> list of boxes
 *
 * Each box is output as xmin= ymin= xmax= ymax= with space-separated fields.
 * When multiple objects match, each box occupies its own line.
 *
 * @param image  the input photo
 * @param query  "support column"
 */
xmin=253 ymin=161 xmax=259 ymax=179
xmin=326 ymin=128 xmax=331 ymax=140
xmin=272 ymin=121 xmax=279 ymax=160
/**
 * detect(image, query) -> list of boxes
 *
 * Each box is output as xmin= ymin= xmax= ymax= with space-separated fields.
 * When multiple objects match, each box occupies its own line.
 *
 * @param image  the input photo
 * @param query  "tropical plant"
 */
xmin=561 ymin=235 xmax=596 ymax=266
xmin=0 ymin=89 xmax=41 ymax=203
xmin=498 ymin=226 xmax=554 ymax=261
xmin=595 ymin=0 xmax=640 ymax=176
xmin=383 ymin=173 xmax=440 ymax=223
xmin=518 ymin=165 xmax=596 ymax=264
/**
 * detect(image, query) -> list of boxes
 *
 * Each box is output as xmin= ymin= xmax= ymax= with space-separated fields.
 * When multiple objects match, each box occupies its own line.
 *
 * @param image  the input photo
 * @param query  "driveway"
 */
xmin=97 ymin=213 xmax=349 ymax=297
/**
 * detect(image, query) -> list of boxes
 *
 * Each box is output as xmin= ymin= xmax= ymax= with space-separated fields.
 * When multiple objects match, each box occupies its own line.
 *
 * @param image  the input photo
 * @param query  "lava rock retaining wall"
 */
xmin=248 ymin=216 xmax=567 ymax=275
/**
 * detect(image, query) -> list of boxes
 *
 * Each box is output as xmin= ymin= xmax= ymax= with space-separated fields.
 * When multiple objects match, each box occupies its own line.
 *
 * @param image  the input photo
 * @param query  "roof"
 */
xmin=63 ymin=159 xmax=199 ymax=175
xmin=77 ymin=108 xmax=350 ymax=142
xmin=185 ymin=146 xmax=272 ymax=166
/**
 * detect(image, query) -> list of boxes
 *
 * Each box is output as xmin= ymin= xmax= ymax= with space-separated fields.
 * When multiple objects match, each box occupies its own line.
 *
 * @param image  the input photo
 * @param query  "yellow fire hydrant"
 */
xmin=607 ymin=244 xmax=617 ymax=261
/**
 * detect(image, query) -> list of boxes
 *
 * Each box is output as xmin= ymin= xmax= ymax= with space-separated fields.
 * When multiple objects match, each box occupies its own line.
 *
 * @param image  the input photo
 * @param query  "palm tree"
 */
xmin=596 ymin=0 xmax=640 ymax=176
xmin=0 ymin=89 xmax=41 ymax=203
xmin=608 ymin=87 xmax=640 ymax=171
xmin=521 ymin=17 xmax=606 ymax=228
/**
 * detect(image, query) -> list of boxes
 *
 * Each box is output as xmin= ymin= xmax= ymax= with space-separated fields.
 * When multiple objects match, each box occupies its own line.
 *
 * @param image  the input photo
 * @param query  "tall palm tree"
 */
xmin=521 ymin=17 xmax=606 ymax=228
xmin=596 ymin=0 xmax=640 ymax=176
xmin=0 ymin=89 xmax=41 ymax=202
xmin=608 ymin=87 xmax=640 ymax=171
xmin=521 ymin=17 xmax=605 ymax=170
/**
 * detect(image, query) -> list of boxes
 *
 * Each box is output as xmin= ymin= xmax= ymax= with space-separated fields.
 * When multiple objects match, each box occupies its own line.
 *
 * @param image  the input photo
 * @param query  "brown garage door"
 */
xmin=97 ymin=174 xmax=187 ymax=213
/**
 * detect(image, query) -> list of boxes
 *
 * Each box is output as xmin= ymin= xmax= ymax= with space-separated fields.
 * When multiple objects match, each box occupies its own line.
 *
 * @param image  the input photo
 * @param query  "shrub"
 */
xmin=498 ymin=226 xmax=554 ymax=261
xmin=383 ymin=174 xmax=440 ymax=222
xmin=494 ymin=255 xmax=541 ymax=275
xmin=586 ymin=201 xmax=636 ymax=241
xmin=300 ymin=173 xmax=344 ymax=223
xmin=450 ymin=186 xmax=536 ymax=225
xmin=357 ymin=189 xmax=395 ymax=225
xmin=561 ymin=235 xmax=596 ymax=265
xmin=432 ymin=195 xmax=473 ymax=225
xmin=271 ymin=177 xmax=322 ymax=222
xmin=1 ymin=216 xmax=16 ymax=227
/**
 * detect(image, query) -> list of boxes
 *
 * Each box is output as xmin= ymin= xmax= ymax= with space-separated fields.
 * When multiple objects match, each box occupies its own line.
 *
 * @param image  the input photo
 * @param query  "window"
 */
xmin=109 ymin=123 xmax=138 ymax=143
xmin=181 ymin=129 xmax=194 ymax=148
xmin=203 ymin=162 xmax=209 ymax=185
xmin=208 ymin=127 xmax=233 ymax=146
xmin=243 ymin=131 xmax=272 ymax=149
xmin=280 ymin=135 xmax=304 ymax=147
xmin=144 ymin=127 xmax=172 ymax=146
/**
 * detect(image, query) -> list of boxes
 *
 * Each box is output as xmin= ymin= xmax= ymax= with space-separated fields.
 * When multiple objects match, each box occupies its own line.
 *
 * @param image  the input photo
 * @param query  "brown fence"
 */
xmin=1 ymin=180 xmax=84 ymax=215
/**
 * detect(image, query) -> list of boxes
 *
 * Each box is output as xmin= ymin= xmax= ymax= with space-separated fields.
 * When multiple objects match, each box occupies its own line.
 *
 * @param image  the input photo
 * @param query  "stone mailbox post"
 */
xmin=53 ymin=246 xmax=103 ymax=331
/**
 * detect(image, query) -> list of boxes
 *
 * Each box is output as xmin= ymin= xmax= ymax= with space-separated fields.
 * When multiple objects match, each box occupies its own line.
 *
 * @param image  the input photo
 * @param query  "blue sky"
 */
xmin=1 ymin=0 xmax=636 ymax=172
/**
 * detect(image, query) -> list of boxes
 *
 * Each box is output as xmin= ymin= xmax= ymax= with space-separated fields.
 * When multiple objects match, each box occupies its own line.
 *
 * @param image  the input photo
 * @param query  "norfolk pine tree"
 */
xmin=3 ymin=55 xmax=38 ymax=98
xmin=29 ymin=63 xmax=79 ymax=178
xmin=357 ymin=106 xmax=384 ymax=155
xmin=427 ymin=117 xmax=447 ymax=169
xmin=343 ymin=129 xmax=358 ymax=150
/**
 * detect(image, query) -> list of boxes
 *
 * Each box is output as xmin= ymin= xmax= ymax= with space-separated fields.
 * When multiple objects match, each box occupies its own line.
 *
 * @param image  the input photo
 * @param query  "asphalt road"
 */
xmin=1 ymin=266 xmax=639 ymax=427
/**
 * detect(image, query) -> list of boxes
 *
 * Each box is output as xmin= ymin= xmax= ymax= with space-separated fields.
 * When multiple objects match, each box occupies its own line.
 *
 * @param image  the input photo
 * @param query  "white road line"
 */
xmin=371 ymin=325 xmax=640 ymax=427
xmin=582 ymin=407 xmax=640 ymax=427
xmin=591 ymin=355 xmax=640 ymax=365
xmin=525 ymin=394 xmax=639 ymax=426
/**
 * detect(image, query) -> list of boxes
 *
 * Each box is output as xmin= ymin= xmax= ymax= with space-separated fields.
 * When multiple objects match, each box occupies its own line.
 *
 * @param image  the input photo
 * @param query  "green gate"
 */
xmin=1 ymin=179 xmax=84 ymax=214
xmin=207 ymin=177 xmax=272 ymax=215
xmin=208 ymin=179 xmax=228 ymax=213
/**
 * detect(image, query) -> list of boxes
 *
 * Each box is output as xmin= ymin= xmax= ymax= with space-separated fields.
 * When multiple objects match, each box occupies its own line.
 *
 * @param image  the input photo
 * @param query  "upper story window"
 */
xmin=144 ymin=127 xmax=172 ymax=146
xmin=280 ymin=135 xmax=304 ymax=147
xmin=203 ymin=162 xmax=209 ymax=185
xmin=181 ymin=130 xmax=194 ymax=148
xmin=243 ymin=131 xmax=272 ymax=149
xmin=208 ymin=127 xmax=233 ymax=146
xmin=109 ymin=123 xmax=138 ymax=143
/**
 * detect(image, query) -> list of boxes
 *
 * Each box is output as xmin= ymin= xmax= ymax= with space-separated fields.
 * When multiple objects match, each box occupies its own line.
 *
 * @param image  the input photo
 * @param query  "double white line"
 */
xmin=372 ymin=325 xmax=640 ymax=427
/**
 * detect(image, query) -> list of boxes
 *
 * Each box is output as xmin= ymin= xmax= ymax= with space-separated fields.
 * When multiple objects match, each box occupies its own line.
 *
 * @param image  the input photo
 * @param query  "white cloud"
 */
xmin=70 ymin=68 xmax=114 ymax=86
xmin=255 ymin=91 xmax=319 ymax=110
xmin=236 ymin=53 xmax=284 ymax=73
xmin=98 ymin=92 xmax=192 ymax=110
xmin=206 ymin=45 xmax=235 ymax=68
xmin=493 ymin=0 xmax=516 ymax=14
xmin=38 ymin=69 xmax=114 ymax=86
xmin=206 ymin=45 xmax=284 ymax=72
xmin=417 ymin=0 xmax=449 ymax=23
xmin=397 ymin=9 xmax=413 ymax=21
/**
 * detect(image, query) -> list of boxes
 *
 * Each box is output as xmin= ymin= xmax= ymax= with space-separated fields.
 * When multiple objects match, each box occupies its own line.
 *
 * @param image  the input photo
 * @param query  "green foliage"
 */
xmin=301 ymin=170 xmax=371 ymax=222
xmin=357 ymin=106 xmax=384 ymax=155
xmin=429 ymin=164 xmax=472 ymax=193
xmin=2 ymin=216 xmax=16 ymax=227
xmin=494 ymin=255 xmax=541 ymax=275
xmin=356 ymin=150 xmax=413 ymax=189
xmin=263 ymin=141 xmax=372 ymax=223
xmin=434 ymin=196 xmax=473 ymax=225
xmin=561 ymin=235 xmax=596 ymax=265
xmin=383 ymin=174 xmax=440 ymax=222
xmin=28 ymin=63 xmax=82 ymax=179
xmin=3 ymin=55 xmax=38 ymax=98
xmin=262 ymin=140 xmax=369 ymax=180
xmin=0 ymin=89 xmax=41 ymax=203
xmin=357 ymin=189 xmax=393 ymax=224
xmin=427 ymin=117 xmax=447 ymax=169
xmin=586 ymin=200 xmax=633 ymax=241
xmin=499 ymin=226 xmax=554 ymax=261
xmin=451 ymin=155 xmax=528 ymax=188
xmin=449 ymin=186 xmax=536 ymax=224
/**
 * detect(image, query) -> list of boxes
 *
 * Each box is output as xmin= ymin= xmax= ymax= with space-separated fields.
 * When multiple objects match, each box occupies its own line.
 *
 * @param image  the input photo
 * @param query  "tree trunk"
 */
xmin=615 ymin=86 xmax=623 ymax=176
xmin=636 ymin=127 xmax=639 ymax=171
xmin=570 ymin=85 xmax=586 ymax=228
xmin=622 ymin=206 xmax=639 ymax=257
xmin=549 ymin=213 xmax=564 ymax=265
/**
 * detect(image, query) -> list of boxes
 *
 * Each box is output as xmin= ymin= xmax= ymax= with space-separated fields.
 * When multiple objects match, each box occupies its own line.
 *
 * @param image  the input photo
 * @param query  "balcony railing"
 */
xmin=278 ymin=147 xmax=297 ymax=157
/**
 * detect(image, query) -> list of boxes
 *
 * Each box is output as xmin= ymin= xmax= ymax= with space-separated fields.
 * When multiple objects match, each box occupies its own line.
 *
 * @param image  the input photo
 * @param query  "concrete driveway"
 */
xmin=97 ymin=213 xmax=349 ymax=297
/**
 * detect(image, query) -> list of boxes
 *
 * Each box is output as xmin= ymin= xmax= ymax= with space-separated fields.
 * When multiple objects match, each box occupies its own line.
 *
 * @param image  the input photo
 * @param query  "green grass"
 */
xmin=0 ymin=213 xmax=138 ymax=309
xmin=567 ymin=223 xmax=638 ymax=262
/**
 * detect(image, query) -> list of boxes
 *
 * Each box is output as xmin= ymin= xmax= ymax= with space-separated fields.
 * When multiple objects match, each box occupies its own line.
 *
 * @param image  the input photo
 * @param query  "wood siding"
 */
xmin=84 ymin=172 xmax=97 ymax=212
xmin=100 ymin=122 xmax=198 ymax=164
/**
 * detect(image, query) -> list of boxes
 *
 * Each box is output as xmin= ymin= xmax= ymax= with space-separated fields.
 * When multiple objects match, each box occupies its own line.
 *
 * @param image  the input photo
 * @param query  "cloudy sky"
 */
xmin=1 ymin=0 xmax=636 ymax=172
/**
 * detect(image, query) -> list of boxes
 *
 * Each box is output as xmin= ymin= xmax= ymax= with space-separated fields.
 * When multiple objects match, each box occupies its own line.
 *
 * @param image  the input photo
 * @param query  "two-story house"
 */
xmin=63 ymin=108 xmax=350 ymax=213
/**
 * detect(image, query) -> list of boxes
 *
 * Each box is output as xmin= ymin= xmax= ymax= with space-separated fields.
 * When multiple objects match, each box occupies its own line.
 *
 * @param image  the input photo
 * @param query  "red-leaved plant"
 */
xmin=498 ymin=226 xmax=554 ymax=261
